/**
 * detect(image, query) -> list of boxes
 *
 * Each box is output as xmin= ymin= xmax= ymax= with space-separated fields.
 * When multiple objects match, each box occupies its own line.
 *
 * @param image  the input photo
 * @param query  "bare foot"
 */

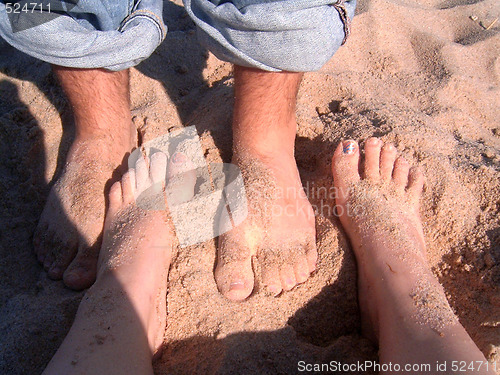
xmin=33 ymin=67 xmax=136 ymax=291
xmin=215 ymin=149 xmax=317 ymax=300
xmin=33 ymin=134 xmax=135 ymax=290
xmin=331 ymin=138 xmax=458 ymax=340
xmin=42 ymin=151 xmax=196 ymax=375
xmin=331 ymin=138 xmax=497 ymax=372
xmin=97 ymin=151 xmax=176 ymax=353
xmin=98 ymin=150 xmax=196 ymax=353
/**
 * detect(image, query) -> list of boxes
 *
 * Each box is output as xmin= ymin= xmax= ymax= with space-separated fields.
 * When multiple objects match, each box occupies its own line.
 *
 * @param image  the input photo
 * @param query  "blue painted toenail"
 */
xmin=343 ymin=141 xmax=357 ymax=155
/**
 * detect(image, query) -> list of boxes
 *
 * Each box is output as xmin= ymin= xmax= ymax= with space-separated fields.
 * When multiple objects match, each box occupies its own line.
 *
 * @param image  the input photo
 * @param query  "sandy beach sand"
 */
xmin=0 ymin=0 xmax=499 ymax=373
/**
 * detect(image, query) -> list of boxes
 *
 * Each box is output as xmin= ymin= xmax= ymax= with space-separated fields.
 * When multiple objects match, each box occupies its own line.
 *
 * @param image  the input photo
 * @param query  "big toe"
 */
xmin=63 ymin=245 xmax=99 ymax=290
xmin=215 ymin=241 xmax=254 ymax=301
xmin=332 ymin=140 xmax=361 ymax=204
xmin=47 ymin=239 xmax=78 ymax=280
xmin=166 ymin=152 xmax=196 ymax=206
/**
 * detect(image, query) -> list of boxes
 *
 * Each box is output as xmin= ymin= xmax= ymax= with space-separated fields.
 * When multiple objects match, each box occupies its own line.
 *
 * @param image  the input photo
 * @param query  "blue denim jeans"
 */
xmin=0 ymin=0 xmax=355 ymax=72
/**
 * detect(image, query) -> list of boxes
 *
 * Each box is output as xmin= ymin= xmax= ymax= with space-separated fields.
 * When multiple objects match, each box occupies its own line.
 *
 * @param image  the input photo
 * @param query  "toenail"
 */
xmin=65 ymin=269 xmax=84 ymax=280
xmin=171 ymin=152 xmax=186 ymax=164
xmin=367 ymin=138 xmax=380 ymax=145
xmin=343 ymin=140 xmax=357 ymax=155
xmin=229 ymin=280 xmax=245 ymax=290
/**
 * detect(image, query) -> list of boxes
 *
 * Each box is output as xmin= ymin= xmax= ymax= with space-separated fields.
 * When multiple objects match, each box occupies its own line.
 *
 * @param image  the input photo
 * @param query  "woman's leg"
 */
xmin=331 ymin=138 xmax=494 ymax=374
xmin=43 ymin=151 xmax=190 ymax=375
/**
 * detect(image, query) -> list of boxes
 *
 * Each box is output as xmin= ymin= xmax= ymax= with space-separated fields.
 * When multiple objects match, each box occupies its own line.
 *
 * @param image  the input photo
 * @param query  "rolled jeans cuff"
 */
xmin=183 ymin=0 xmax=356 ymax=72
xmin=0 ymin=0 xmax=166 ymax=71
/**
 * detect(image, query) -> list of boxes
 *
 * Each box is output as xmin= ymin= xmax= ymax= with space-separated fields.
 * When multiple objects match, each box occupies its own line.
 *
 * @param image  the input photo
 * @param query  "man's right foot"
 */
xmin=33 ymin=132 xmax=135 ymax=290
xmin=331 ymin=138 xmax=458 ymax=341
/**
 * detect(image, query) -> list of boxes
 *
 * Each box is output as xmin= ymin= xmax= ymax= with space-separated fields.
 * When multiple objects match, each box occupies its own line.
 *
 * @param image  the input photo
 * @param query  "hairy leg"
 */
xmin=215 ymin=66 xmax=317 ymax=300
xmin=34 ymin=67 xmax=136 ymax=290
xmin=332 ymin=138 xmax=494 ymax=374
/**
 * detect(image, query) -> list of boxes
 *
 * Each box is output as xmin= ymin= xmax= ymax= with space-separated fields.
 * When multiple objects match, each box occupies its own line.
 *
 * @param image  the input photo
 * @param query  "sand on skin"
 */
xmin=0 ymin=0 xmax=499 ymax=373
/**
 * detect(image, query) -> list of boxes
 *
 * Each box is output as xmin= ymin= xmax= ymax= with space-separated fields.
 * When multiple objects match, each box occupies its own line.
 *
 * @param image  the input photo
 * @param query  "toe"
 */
xmin=48 ymin=239 xmax=78 ymax=280
xmin=215 ymin=238 xmax=254 ymax=301
xmin=63 ymin=244 xmax=99 ymax=290
xmin=166 ymin=152 xmax=188 ymax=179
xmin=135 ymin=155 xmax=150 ymax=194
xmin=133 ymin=152 xmax=168 ymax=211
xmin=392 ymin=157 xmax=410 ymax=194
xmin=43 ymin=252 xmax=55 ymax=272
xmin=33 ymin=222 xmax=49 ymax=257
xmin=261 ymin=264 xmax=282 ymax=296
xmin=166 ymin=152 xmax=197 ymax=206
xmin=379 ymin=143 xmax=397 ymax=183
xmin=293 ymin=253 xmax=310 ymax=284
xmin=363 ymin=137 xmax=383 ymax=183
xmin=121 ymin=169 xmax=136 ymax=204
xmin=406 ymin=167 xmax=425 ymax=206
xmin=47 ymin=264 xmax=65 ymax=280
xmin=150 ymin=152 xmax=167 ymax=185
xmin=108 ymin=181 xmax=123 ymax=215
xmin=279 ymin=264 xmax=297 ymax=291
xmin=305 ymin=241 xmax=318 ymax=273
xmin=331 ymin=140 xmax=360 ymax=205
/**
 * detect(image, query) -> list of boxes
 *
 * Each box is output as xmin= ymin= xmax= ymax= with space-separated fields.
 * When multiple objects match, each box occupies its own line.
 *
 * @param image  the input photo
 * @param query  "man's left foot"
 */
xmin=215 ymin=67 xmax=317 ymax=301
xmin=215 ymin=148 xmax=317 ymax=300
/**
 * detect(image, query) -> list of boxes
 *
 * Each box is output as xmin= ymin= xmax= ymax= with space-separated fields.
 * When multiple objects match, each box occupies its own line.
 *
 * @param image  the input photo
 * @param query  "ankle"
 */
xmin=233 ymin=142 xmax=294 ymax=163
xmin=70 ymin=119 xmax=136 ymax=155
xmin=233 ymin=119 xmax=296 ymax=155
xmin=76 ymin=117 xmax=135 ymax=142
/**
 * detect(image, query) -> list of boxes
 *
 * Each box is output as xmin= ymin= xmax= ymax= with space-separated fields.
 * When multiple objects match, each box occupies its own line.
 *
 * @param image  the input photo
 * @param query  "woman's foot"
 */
xmin=44 ymin=151 xmax=196 ymax=375
xmin=332 ymin=137 xmax=452 ymax=340
xmin=331 ymin=138 xmax=494 ymax=372
xmin=97 ymin=151 xmax=173 ymax=353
